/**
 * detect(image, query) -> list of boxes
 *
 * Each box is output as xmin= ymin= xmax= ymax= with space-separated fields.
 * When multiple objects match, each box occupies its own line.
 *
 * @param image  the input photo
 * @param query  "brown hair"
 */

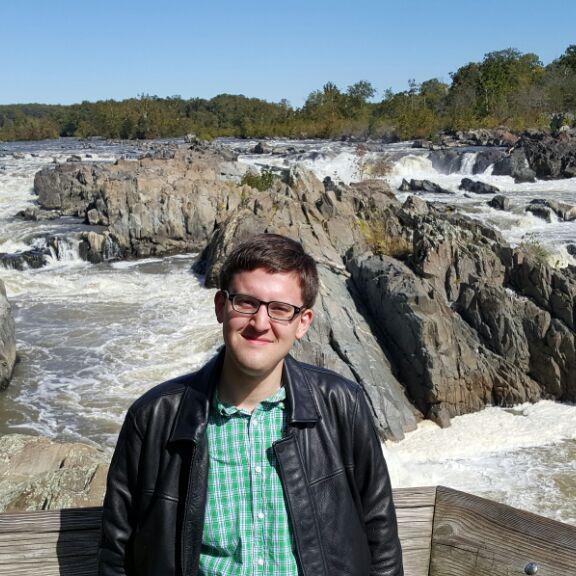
xmin=219 ymin=233 xmax=319 ymax=308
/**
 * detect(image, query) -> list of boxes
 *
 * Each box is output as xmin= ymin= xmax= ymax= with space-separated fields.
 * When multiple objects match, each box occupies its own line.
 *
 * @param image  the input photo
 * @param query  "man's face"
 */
xmin=214 ymin=267 xmax=314 ymax=380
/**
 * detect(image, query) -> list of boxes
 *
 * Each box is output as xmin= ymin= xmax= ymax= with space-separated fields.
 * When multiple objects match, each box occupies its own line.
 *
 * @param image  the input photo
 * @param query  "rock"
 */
xmin=347 ymin=254 xmax=540 ymax=425
xmin=459 ymin=177 xmax=500 ymax=194
xmin=15 ymin=207 xmax=60 ymax=221
xmin=526 ymin=204 xmax=553 ymax=222
xmin=492 ymin=149 xmax=536 ymax=182
xmin=472 ymin=148 xmax=507 ymax=174
xmin=0 ymin=434 xmax=108 ymax=511
xmin=456 ymin=281 xmax=575 ymax=399
xmin=428 ymin=150 xmax=463 ymax=174
xmin=529 ymin=199 xmax=576 ymax=221
xmin=0 ymin=249 xmax=49 ymax=270
xmin=0 ymin=281 xmax=16 ymax=390
xmin=35 ymin=142 xmax=576 ymax=430
xmin=66 ymin=155 xmax=82 ymax=163
xmin=434 ymin=129 xmax=518 ymax=148
xmin=252 ymin=142 xmax=270 ymax=154
xmin=34 ymin=148 xmax=240 ymax=257
xmin=504 ymin=250 xmax=576 ymax=335
xmin=521 ymin=133 xmax=576 ymax=179
xmin=397 ymin=179 xmax=453 ymax=195
xmin=567 ymin=244 xmax=576 ymax=257
xmin=488 ymin=195 xmax=511 ymax=211
xmin=12 ymin=152 xmax=25 ymax=160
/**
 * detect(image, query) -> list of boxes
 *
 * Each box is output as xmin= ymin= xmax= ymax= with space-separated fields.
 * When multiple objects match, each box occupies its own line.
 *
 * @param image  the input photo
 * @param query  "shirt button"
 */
xmin=257 ymin=511 xmax=264 ymax=519
xmin=257 ymin=558 xmax=264 ymax=566
xmin=254 ymin=465 xmax=262 ymax=474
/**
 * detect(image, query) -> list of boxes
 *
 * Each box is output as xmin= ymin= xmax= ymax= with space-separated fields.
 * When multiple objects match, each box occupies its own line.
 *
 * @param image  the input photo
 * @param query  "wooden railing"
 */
xmin=0 ymin=486 xmax=574 ymax=575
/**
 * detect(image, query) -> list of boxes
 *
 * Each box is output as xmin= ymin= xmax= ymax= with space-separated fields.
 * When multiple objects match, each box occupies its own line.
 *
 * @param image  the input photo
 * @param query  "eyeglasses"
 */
xmin=222 ymin=290 xmax=305 ymax=321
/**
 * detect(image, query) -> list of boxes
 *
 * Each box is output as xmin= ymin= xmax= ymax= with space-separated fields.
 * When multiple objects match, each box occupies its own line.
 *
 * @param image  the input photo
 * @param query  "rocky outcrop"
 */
xmin=455 ymin=281 xmax=575 ymax=400
xmin=0 ymin=434 xmax=108 ymax=512
xmin=520 ymin=133 xmax=576 ymax=179
xmin=459 ymin=178 xmax=500 ymax=194
xmin=32 ymin=144 xmax=576 ymax=433
xmin=0 ymin=281 xmax=16 ymax=390
xmin=34 ymin=148 xmax=250 ymax=259
xmin=193 ymin=171 xmax=419 ymax=440
xmin=347 ymin=254 xmax=540 ymax=425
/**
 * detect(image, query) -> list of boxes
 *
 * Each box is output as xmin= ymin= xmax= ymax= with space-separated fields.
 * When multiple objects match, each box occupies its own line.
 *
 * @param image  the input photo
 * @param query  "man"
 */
xmin=98 ymin=233 xmax=403 ymax=576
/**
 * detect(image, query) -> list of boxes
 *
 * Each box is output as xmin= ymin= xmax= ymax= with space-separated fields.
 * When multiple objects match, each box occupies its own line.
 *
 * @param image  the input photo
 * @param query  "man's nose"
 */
xmin=250 ymin=303 xmax=271 ymax=330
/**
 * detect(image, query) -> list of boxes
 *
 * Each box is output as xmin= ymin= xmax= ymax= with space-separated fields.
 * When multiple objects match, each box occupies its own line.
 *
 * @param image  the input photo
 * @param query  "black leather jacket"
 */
xmin=98 ymin=350 xmax=403 ymax=576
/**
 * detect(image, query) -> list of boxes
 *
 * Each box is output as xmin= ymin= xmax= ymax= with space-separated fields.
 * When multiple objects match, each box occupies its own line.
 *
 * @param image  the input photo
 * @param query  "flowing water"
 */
xmin=1 ymin=137 xmax=575 ymax=524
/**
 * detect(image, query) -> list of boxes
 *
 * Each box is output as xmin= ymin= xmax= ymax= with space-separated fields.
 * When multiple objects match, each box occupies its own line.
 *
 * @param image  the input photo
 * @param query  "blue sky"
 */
xmin=2 ymin=0 xmax=575 ymax=107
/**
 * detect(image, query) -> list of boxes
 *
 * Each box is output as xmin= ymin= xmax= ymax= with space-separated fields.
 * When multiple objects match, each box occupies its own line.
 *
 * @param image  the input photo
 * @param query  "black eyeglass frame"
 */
xmin=222 ymin=290 xmax=306 ymax=321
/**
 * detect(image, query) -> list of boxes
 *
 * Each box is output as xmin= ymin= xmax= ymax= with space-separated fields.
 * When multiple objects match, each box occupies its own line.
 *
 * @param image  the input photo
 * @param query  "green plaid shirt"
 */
xmin=198 ymin=385 xmax=300 ymax=576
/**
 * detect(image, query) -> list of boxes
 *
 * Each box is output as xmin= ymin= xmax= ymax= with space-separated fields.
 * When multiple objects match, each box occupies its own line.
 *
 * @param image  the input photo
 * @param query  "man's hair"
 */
xmin=219 ymin=233 xmax=319 ymax=308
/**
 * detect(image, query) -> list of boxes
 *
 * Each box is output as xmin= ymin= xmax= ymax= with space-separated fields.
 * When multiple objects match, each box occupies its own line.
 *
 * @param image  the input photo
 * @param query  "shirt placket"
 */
xmin=248 ymin=403 xmax=266 ymax=574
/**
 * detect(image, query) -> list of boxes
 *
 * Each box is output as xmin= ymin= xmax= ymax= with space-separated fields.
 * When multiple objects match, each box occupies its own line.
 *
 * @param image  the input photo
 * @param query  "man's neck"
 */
xmin=218 ymin=355 xmax=284 ymax=413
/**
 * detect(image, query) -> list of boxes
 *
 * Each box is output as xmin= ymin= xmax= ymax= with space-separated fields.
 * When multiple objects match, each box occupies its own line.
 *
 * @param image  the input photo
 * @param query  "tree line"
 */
xmin=2 ymin=45 xmax=576 ymax=143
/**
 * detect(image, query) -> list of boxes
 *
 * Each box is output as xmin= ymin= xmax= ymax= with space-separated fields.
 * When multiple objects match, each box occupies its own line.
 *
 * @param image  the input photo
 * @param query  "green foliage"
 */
xmin=240 ymin=169 xmax=277 ymax=191
xmin=358 ymin=218 xmax=412 ymax=259
xmin=2 ymin=44 xmax=576 ymax=143
xmin=518 ymin=238 xmax=552 ymax=264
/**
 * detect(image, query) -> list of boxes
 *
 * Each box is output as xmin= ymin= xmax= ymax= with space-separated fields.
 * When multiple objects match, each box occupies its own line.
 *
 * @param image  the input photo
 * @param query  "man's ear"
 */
xmin=295 ymin=308 xmax=314 ymax=340
xmin=214 ymin=290 xmax=226 ymax=324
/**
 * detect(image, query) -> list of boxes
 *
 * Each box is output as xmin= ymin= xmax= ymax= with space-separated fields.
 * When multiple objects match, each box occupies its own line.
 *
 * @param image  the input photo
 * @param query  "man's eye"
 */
xmin=269 ymin=303 xmax=294 ymax=316
xmin=234 ymin=296 xmax=259 ymax=310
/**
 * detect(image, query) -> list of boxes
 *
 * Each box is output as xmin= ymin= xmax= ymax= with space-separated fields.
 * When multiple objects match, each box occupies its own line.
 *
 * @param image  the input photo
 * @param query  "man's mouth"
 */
xmin=242 ymin=333 xmax=273 ymax=344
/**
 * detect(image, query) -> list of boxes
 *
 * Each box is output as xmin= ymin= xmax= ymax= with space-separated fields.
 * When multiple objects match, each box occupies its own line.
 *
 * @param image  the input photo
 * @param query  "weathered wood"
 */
xmin=429 ymin=485 xmax=576 ymax=576
xmin=393 ymin=486 xmax=437 ymax=508
xmin=0 ymin=487 xmax=435 ymax=575
xmin=394 ymin=488 xmax=435 ymax=576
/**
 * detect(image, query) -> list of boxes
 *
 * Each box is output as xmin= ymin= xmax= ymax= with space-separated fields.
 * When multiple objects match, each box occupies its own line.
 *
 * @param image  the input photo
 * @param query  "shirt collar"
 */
xmin=213 ymin=385 xmax=286 ymax=417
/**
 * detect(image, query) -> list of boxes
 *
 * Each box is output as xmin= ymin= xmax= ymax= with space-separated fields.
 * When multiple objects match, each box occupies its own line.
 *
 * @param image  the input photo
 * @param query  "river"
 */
xmin=0 ymin=136 xmax=575 ymax=525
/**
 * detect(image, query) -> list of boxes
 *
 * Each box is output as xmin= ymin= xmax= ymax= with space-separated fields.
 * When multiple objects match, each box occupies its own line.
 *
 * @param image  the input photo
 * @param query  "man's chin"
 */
xmin=230 ymin=349 xmax=284 ymax=377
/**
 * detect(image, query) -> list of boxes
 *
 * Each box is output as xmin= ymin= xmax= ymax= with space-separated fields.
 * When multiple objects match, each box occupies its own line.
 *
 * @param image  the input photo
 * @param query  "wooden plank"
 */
xmin=0 ymin=488 xmax=437 ymax=576
xmin=397 ymin=506 xmax=435 ymax=524
xmin=430 ymin=485 xmax=576 ymax=576
xmin=393 ymin=489 xmax=435 ymax=576
xmin=403 ymin=548 xmax=432 ymax=576
xmin=0 ymin=507 xmax=101 ymax=533
xmin=393 ymin=486 xmax=437 ymax=508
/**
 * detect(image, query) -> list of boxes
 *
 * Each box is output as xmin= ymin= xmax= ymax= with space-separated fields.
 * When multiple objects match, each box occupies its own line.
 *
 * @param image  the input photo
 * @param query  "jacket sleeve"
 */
xmin=98 ymin=409 xmax=143 ymax=576
xmin=352 ymin=387 xmax=404 ymax=576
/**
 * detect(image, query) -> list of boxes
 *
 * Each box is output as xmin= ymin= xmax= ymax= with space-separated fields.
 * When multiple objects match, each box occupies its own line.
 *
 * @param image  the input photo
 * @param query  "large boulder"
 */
xmin=492 ymin=149 xmax=536 ymax=182
xmin=459 ymin=177 xmax=500 ymax=194
xmin=398 ymin=178 xmax=453 ymax=194
xmin=0 ymin=281 xmax=16 ymax=390
xmin=0 ymin=434 xmax=108 ymax=511
xmin=521 ymin=133 xmax=576 ymax=179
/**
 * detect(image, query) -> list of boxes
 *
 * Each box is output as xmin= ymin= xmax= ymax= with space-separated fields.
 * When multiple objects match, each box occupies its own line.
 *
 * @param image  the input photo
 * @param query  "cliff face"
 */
xmin=0 ymin=280 xmax=16 ymax=390
xmin=32 ymin=146 xmax=576 ymax=439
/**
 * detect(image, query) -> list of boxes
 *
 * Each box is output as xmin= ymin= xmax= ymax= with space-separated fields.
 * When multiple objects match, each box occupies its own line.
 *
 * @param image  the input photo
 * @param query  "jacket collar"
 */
xmin=168 ymin=348 xmax=320 ymax=444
